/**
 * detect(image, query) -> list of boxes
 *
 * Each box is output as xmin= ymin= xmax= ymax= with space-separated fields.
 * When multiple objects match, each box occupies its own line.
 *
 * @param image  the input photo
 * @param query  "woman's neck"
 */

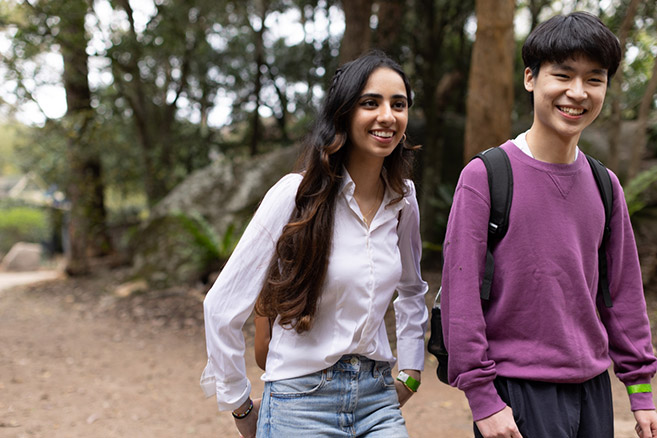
xmin=346 ymin=159 xmax=385 ymax=227
xmin=346 ymin=159 xmax=384 ymax=197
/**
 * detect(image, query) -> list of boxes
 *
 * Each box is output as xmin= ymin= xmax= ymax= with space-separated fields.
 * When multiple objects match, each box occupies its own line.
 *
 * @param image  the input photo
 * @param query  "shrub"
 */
xmin=0 ymin=206 xmax=50 ymax=254
xmin=625 ymin=165 xmax=657 ymax=217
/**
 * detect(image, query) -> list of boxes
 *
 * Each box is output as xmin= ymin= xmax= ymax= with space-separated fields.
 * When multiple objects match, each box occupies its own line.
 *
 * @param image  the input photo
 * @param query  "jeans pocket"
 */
xmin=270 ymin=370 xmax=326 ymax=398
xmin=374 ymin=363 xmax=396 ymax=389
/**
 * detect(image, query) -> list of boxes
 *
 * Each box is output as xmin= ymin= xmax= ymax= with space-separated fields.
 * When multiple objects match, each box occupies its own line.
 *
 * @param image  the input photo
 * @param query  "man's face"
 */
xmin=525 ymin=55 xmax=608 ymax=143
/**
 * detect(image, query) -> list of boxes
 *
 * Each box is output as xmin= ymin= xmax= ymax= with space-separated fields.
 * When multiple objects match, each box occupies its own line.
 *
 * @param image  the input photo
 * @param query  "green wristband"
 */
xmin=396 ymin=371 xmax=420 ymax=392
xmin=627 ymin=384 xmax=652 ymax=395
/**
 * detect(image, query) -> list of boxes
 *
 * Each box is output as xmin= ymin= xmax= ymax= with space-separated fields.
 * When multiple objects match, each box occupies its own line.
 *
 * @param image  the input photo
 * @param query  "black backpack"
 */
xmin=427 ymin=146 xmax=614 ymax=384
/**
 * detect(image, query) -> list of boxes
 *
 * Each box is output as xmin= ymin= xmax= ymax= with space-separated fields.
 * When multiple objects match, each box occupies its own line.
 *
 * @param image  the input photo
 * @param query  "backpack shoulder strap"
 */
xmin=472 ymin=147 xmax=513 ymax=300
xmin=585 ymin=154 xmax=614 ymax=308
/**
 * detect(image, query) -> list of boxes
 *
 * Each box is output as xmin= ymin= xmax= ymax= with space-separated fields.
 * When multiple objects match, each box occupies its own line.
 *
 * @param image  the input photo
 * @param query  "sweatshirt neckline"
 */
xmin=503 ymin=140 xmax=586 ymax=176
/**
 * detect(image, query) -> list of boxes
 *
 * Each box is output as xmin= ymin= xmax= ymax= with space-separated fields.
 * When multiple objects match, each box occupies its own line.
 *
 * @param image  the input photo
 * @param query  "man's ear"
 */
xmin=524 ymin=67 xmax=535 ymax=92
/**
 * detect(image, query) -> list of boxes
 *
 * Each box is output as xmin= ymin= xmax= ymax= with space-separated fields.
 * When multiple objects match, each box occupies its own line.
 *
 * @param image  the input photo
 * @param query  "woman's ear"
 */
xmin=524 ymin=67 xmax=535 ymax=92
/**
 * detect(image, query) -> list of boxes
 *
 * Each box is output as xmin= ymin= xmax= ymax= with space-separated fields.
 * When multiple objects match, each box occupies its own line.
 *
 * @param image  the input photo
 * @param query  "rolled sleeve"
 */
xmin=393 ymin=181 xmax=429 ymax=371
xmin=201 ymin=173 xmax=301 ymax=411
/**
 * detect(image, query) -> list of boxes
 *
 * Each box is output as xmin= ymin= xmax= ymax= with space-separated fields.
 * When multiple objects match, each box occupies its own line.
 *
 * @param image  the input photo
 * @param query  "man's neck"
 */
xmin=526 ymin=126 xmax=580 ymax=164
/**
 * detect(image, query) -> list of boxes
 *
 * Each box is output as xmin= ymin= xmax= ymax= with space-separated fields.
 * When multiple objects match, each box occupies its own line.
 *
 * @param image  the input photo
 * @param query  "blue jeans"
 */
xmin=257 ymin=355 xmax=408 ymax=437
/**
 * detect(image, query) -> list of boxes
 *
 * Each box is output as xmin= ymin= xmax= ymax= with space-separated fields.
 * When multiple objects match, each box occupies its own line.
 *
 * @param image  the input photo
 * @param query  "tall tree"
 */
xmin=339 ymin=0 xmax=373 ymax=63
xmin=60 ymin=0 xmax=113 ymax=273
xmin=106 ymin=0 xmax=220 ymax=205
xmin=248 ymin=0 xmax=270 ymax=156
xmin=2 ymin=0 xmax=112 ymax=273
xmin=526 ymin=0 xmax=552 ymax=32
xmin=463 ymin=0 xmax=515 ymax=160
xmin=629 ymin=57 xmax=657 ymax=179
xmin=372 ymin=0 xmax=405 ymax=59
xmin=607 ymin=0 xmax=640 ymax=172
xmin=409 ymin=0 xmax=474 ymax=246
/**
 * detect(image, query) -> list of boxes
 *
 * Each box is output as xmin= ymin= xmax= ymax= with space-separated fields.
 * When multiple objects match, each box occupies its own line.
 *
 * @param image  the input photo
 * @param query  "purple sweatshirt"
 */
xmin=442 ymin=141 xmax=657 ymax=421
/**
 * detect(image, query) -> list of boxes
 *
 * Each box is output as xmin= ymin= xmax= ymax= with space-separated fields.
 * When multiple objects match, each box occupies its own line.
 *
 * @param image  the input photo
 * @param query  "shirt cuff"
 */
xmin=201 ymin=361 xmax=252 ymax=411
xmin=216 ymin=378 xmax=252 ymax=412
xmin=464 ymin=381 xmax=507 ymax=422
xmin=397 ymin=337 xmax=426 ymax=371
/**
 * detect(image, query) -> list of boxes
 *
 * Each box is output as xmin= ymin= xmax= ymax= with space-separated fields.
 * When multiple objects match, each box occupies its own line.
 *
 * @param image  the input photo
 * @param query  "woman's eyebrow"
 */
xmin=359 ymin=92 xmax=408 ymax=100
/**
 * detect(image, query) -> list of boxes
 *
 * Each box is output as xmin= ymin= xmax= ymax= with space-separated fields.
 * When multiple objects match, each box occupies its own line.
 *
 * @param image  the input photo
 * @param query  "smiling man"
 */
xmin=440 ymin=12 xmax=657 ymax=438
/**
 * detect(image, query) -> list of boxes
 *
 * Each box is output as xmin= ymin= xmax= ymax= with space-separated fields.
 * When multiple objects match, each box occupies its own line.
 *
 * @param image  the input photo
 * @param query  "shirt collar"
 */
xmin=340 ymin=167 xmax=408 ymax=213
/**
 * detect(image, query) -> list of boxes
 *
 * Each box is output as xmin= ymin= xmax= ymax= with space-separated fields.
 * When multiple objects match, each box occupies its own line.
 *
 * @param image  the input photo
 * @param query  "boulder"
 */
xmin=152 ymin=145 xmax=300 ymax=240
xmin=1 ymin=242 xmax=43 ymax=272
xmin=132 ymin=213 xmax=222 ymax=289
xmin=132 ymin=145 xmax=299 ymax=288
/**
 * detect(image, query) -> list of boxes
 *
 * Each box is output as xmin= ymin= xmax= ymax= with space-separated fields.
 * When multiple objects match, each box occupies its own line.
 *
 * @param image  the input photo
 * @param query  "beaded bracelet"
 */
xmin=232 ymin=399 xmax=254 ymax=419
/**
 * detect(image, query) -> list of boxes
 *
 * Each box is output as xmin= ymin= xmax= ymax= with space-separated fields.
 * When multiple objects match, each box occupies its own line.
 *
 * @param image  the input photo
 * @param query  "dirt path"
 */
xmin=0 ymin=271 xmax=62 ymax=292
xmin=0 ymin=271 xmax=648 ymax=437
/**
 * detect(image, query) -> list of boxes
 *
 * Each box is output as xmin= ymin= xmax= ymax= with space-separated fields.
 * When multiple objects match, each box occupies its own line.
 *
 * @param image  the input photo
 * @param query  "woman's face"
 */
xmin=347 ymin=67 xmax=409 ymax=164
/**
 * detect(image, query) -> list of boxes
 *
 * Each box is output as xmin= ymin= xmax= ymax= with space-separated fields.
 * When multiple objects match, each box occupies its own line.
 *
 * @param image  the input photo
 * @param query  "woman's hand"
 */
xmin=233 ymin=398 xmax=260 ymax=438
xmin=395 ymin=369 xmax=420 ymax=407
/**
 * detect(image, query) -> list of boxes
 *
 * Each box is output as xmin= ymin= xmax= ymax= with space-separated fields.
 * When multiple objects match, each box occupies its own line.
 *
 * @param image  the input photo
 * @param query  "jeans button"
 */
xmin=350 ymin=357 xmax=359 ymax=366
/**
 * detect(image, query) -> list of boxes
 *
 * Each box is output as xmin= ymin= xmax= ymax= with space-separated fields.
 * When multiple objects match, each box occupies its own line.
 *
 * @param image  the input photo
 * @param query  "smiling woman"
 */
xmin=348 ymin=68 xmax=409 ymax=164
xmin=201 ymin=50 xmax=428 ymax=438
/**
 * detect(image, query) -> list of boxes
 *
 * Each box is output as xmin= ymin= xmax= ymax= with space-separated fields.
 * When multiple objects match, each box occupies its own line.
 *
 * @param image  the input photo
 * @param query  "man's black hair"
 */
xmin=522 ymin=11 xmax=621 ymax=80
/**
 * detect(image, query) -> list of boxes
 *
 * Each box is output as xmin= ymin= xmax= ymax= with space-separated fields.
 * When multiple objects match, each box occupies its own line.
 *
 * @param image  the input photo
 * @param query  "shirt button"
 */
xmin=350 ymin=357 xmax=359 ymax=366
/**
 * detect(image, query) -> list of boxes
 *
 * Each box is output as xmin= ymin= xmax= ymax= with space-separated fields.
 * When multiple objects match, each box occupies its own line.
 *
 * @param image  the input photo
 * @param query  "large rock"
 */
xmin=132 ymin=214 xmax=222 ymax=289
xmin=152 ymin=145 xmax=300 ymax=239
xmin=1 ymin=242 xmax=42 ymax=272
xmin=134 ymin=145 xmax=300 ymax=288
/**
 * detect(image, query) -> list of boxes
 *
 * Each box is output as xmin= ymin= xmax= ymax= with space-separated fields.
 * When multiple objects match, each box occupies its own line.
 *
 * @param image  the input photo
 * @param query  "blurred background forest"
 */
xmin=0 ymin=0 xmax=656 ymax=291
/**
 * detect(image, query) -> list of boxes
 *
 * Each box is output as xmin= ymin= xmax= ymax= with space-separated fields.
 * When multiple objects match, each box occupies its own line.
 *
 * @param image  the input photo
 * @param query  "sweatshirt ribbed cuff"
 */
xmin=629 ymin=390 xmax=656 ymax=411
xmin=464 ymin=381 xmax=507 ymax=422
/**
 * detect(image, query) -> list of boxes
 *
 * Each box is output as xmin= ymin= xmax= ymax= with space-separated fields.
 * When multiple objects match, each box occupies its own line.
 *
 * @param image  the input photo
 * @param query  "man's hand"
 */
xmin=634 ymin=409 xmax=657 ymax=438
xmin=475 ymin=406 xmax=523 ymax=438
xmin=233 ymin=398 xmax=260 ymax=438
xmin=395 ymin=369 xmax=420 ymax=407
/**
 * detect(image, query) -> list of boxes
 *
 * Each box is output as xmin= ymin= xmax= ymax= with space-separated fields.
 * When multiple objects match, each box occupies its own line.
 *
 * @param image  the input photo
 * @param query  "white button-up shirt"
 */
xmin=201 ymin=170 xmax=429 ymax=411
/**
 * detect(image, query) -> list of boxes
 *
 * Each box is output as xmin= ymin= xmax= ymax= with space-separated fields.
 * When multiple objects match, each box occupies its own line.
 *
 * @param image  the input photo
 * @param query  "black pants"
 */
xmin=473 ymin=371 xmax=613 ymax=438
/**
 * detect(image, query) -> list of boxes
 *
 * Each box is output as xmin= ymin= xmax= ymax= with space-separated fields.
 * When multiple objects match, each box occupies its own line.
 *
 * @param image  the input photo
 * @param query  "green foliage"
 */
xmin=218 ymin=223 xmax=241 ymax=261
xmin=0 ymin=123 xmax=26 ymax=175
xmin=172 ymin=211 xmax=243 ymax=267
xmin=174 ymin=212 xmax=221 ymax=262
xmin=0 ymin=205 xmax=49 ymax=253
xmin=625 ymin=165 xmax=657 ymax=217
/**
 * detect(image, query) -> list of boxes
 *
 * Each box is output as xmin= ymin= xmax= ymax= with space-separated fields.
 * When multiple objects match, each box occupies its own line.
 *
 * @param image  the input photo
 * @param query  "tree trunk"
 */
xmin=528 ymin=0 xmax=552 ymax=33
xmin=463 ymin=0 xmax=515 ymax=161
xmin=373 ymin=0 xmax=404 ymax=59
xmin=413 ymin=0 xmax=445 ymax=249
xmin=607 ymin=0 xmax=640 ymax=172
xmin=628 ymin=57 xmax=657 ymax=179
xmin=60 ymin=0 xmax=112 ymax=275
xmin=250 ymin=0 xmax=268 ymax=156
xmin=339 ymin=0 xmax=373 ymax=64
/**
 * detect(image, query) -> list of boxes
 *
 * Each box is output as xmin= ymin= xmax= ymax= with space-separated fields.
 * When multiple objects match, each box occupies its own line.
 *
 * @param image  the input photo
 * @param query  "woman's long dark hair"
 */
xmin=254 ymin=50 xmax=418 ymax=333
